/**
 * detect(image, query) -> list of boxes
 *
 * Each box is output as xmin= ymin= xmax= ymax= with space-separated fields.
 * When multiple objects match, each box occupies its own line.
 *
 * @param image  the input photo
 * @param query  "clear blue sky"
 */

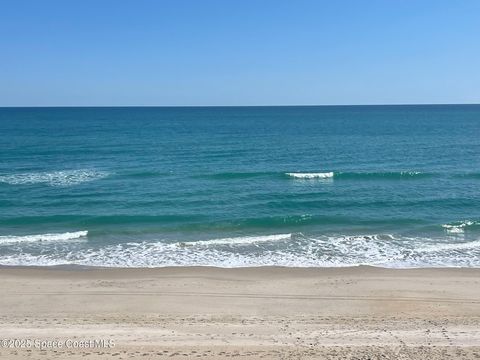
xmin=1 ymin=0 xmax=479 ymax=106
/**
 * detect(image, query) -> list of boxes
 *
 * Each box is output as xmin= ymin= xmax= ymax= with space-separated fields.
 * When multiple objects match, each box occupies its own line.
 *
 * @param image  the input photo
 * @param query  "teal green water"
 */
xmin=1 ymin=105 xmax=480 ymax=267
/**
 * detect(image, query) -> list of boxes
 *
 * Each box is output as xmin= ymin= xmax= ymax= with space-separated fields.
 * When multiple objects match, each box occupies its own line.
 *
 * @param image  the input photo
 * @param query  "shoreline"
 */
xmin=2 ymin=263 xmax=480 ymax=270
xmin=1 ymin=266 xmax=480 ymax=359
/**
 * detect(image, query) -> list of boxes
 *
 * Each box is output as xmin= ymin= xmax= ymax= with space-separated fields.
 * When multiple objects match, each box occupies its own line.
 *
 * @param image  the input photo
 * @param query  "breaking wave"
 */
xmin=286 ymin=171 xmax=429 ymax=180
xmin=2 ymin=232 xmax=480 ymax=268
xmin=0 ymin=231 xmax=88 ymax=245
xmin=195 ymin=171 xmax=474 ymax=182
xmin=286 ymin=172 xmax=334 ymax=179
xmin=442 ymin=220 xmax=480 ymax=234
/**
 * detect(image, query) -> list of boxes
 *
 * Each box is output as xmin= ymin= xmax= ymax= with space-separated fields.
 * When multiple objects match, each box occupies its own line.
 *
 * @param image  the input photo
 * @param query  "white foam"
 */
xmin=0 ymin=231 xmax=88 ymax=245
xmin=179 ymin=233 xmax=292 ymax=246
xmin=417 ymin=239 xmax=480 ymax=253
xmin=0 ymin=170 xmax=109 ymax=187
xmin=1 ymin=233 xmax=480 ymax=268
xmin=400 ymin=171 xmax=422 ymax=176
xmin=442 ymin=220 xmax=476 ymax=234
xmin=286 ymin=172 xmax=334 ymax=179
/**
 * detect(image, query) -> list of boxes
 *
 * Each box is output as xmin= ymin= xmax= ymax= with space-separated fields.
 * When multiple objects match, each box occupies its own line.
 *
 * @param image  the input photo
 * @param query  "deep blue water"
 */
xmin=1 ymin=105 xmax=480 ymax=267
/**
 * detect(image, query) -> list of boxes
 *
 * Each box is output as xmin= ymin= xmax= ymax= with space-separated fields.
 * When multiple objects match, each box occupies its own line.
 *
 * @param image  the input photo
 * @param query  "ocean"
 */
xmin=1 ymin=105 xmax=480 ymax=267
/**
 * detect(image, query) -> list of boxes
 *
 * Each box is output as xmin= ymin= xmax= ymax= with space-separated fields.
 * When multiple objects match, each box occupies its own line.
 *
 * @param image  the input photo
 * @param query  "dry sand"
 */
xmin=0 ymin=266 xmax=479 ymax=359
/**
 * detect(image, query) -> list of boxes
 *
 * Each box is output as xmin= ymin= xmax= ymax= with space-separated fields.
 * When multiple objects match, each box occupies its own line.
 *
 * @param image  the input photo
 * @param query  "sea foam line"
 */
xmin=0 ymin=169 xmax=109 ymax=187
xmin=178 ymin=233 xmax=292 ymax=246
xmin=0 ymin=231 xmax=88 ymax=245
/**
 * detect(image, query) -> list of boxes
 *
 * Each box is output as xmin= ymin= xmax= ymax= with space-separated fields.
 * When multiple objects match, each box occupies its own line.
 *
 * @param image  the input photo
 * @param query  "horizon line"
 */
xmin=1 ymin=103 xmax=480 ymax=108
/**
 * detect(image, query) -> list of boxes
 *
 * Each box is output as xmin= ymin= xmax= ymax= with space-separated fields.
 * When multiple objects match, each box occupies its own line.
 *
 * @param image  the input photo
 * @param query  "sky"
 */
xmin=0 ymin=0 xmax=479 ymax=106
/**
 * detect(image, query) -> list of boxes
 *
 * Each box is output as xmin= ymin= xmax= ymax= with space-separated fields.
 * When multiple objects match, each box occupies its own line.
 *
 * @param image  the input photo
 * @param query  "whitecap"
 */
xmin=442 ymin=220 xmax=476 ymax=234
xmin=286 ymin=172 xmax=334 ymax=179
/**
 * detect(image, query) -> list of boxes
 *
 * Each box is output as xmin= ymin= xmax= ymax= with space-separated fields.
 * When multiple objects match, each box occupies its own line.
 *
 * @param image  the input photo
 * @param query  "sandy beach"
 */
xmin=0 ymin=266 xmax=479 ymax=359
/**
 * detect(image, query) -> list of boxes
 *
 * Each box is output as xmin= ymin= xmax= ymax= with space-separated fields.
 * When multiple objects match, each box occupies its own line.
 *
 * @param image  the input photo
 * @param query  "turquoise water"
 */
xmin=1 ymin=105 xmax=480 ymax=267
